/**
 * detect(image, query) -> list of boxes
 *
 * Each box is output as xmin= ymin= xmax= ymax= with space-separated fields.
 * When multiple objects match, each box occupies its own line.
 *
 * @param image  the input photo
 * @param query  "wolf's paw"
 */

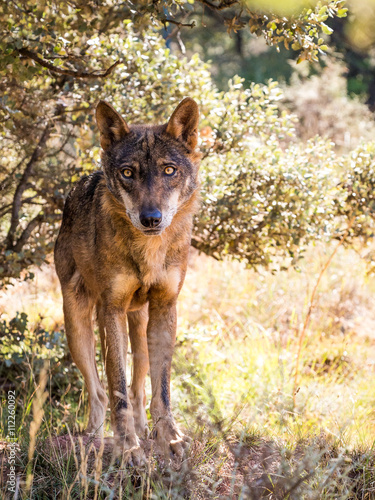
xmin=113 ymin=436 xmax=147 ymax=467
xmin=84 ymin=392 xmax=108 ymax=437
xmin=85 ymin=422 xmax=105 ymax=438
xmin=152 ymin=418 xmax=190 ymax=460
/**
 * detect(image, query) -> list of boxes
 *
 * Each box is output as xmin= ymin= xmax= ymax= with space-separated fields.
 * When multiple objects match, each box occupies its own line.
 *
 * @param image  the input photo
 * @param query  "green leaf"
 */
xmin=337 ymin=8 xmax=348 ymax=18
xmin=321 ymin=23 xmax=333 ymax=35
xmin=318 ymin=6 xmax=327 ymax=16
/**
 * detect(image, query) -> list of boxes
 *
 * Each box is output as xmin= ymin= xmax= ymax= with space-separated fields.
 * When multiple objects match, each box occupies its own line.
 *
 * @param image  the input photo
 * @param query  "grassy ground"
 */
xmin=1 ymin=245 xmax=375 ymax=498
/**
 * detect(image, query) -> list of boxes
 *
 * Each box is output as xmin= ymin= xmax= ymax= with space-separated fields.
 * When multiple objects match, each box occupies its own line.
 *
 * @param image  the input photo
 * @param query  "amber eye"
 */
xmin=164 ymin=166 xmax=176 ymax=176
xmin=122 ymin=168 xmax=133 ymax=178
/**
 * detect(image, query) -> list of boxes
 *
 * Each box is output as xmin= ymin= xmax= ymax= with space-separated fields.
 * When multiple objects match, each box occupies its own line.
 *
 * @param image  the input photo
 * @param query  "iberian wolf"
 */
xmin=54 ymin=98 xmax=200 ymax=464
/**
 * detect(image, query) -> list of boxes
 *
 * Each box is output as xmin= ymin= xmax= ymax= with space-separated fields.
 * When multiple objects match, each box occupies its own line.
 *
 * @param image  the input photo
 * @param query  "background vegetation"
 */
xmin=2 ymin=0 xmax=375 ymax=498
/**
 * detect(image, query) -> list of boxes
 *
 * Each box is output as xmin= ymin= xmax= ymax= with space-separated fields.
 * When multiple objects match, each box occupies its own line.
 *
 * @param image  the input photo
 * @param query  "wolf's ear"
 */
xmin=166 ymin=98 xmax=199 ymax=149
xmin=96 ymin=101 xmax=130 ymax=150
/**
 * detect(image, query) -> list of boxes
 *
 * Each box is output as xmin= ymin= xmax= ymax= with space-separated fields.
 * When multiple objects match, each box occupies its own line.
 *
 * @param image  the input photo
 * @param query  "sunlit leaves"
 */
xmin=0 ymin=2 xmax=372 ymax=284
xmin=244 ymin=1 xmax=347 ymax=63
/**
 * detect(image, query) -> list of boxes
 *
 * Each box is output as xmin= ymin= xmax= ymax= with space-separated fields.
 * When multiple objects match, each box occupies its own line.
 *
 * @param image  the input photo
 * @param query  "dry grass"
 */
xmin=1 ymin=244 xmax=375 ymax=498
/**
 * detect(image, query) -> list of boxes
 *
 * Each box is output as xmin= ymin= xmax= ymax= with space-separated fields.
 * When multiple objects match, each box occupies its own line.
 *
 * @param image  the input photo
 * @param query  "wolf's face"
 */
xmin=96 ymin=99 xmax=200 ymax=236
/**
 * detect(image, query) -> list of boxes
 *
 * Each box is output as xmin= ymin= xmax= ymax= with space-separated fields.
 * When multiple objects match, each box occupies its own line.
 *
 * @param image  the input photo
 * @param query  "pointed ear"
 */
xmin=96 ymin=101 xmax=130 ymax=150
xmin=166 ymin=97 xmax=199 ymax=149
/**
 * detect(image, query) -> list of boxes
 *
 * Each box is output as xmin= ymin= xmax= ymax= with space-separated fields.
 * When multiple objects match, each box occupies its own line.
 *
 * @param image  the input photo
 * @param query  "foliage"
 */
xmin=242 ymin=0 xmax=347 ymax=63
xmin=0 ymin=312 xmax=65 ymax=367
xmin=160 ymin=0 xmax=349 ymax=64
xmin=3 ymin=3 xmax=375 ymax=498
xmin=0 ymin=0 xmax=351 ymax=285
xmin=195 ymin=98 xmax=338 ymax=266
xmin=0 ymin=311 xmax=82 ymax=403
xmin=0 ymin=0 xmax=347 ymax=73
xmin=337 ymin=142 xmax=375 ymax=243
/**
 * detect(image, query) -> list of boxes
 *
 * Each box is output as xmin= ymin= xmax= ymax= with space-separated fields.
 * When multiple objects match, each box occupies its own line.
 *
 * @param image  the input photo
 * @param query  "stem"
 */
xmin=293 ymin=218 xmax=355 ymax=408
xmin=161 ymin=18 xmax=196 ymax=28
xmin=18 ymin=48 xmax=120 ymax=79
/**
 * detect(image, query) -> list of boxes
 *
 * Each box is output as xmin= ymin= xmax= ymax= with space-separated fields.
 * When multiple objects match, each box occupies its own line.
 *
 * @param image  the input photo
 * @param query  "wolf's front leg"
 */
xmin=147 ymin=298 xmax=189 ymax=459
xmin=99 ymin=305 xmax=145 ymax=464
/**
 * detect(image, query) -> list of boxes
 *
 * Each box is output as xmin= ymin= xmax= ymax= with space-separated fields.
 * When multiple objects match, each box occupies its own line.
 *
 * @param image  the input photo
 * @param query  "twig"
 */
xmin=293 ymin=217 xmax=355 ymax=408
xmin=18 ymin=48 xmax=120 ymax=79
xmin=161 ymin=18 xmax=196 ymax=28
xmin=176 ymin=30 xmax=186 ymax=54
xmin=164 ymin=12 xmax=192 ymax=45
xmin=57 ymin=106 xmax=92 ymax=115
xmin=0 ymin=196 xmax=41 ymax=218
xmin=44 ymin=129 xmax=74 ymax=158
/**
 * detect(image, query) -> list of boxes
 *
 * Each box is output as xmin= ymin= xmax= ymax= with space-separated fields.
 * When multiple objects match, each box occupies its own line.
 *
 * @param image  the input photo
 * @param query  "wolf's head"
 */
xmin=96 ymin=98 xmax=200 ymax=236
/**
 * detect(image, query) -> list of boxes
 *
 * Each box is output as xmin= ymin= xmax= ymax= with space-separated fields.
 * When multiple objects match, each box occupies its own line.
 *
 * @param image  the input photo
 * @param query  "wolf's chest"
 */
xmin=126 ymin=262 xmax=181 ymax=312
xmin=132 ymin=237 xmax=169 ymax=284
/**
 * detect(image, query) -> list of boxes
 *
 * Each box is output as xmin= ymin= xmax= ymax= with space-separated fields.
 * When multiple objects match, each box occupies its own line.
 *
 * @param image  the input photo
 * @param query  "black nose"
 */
xmin=140 ymin=209 xmax=162 ymax=228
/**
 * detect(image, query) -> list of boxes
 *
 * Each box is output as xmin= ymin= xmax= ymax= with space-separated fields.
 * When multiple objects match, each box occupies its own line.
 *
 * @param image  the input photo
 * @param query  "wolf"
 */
xmin=54 ymin=97 xmax=200 ymax=464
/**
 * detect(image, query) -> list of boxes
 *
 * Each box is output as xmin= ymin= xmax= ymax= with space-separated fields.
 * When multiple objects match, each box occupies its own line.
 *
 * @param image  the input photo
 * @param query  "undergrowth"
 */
xmin=1 ymin=245 xmax=375 ymax=498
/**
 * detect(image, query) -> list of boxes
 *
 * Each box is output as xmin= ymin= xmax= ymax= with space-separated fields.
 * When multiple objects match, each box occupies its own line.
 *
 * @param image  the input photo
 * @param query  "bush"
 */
xmin=0 ymin=8 xmax=373 ymax=284
xmin=282 ymin=60 xmax=375 ymax=150
xmin=0 ymin=27 xmax=341 ymax=281
xmin=0 ymin=312 xmax=82 ymax=402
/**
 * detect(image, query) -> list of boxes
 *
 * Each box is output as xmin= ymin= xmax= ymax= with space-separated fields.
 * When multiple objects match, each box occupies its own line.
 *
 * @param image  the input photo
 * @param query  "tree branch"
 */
xmin=5 ymin=125 xmax=51 ymax=250
xmin=18 ymin=48 xmax=120 ymax=79
xmin=197 ymin=0 xmax=239 ymax=12
xmin=13 ymin=214 xmax=44 ymax=253
xmin=0 ymin=154 xmax=28 ymax=192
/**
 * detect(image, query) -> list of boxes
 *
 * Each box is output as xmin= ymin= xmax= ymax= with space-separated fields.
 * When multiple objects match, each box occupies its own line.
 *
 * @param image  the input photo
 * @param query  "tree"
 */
xmin=0 ymin=0 xmax=348 ymax=284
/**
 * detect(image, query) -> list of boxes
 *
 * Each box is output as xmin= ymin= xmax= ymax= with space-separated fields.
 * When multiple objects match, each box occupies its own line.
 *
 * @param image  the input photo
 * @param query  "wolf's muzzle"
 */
xmin=140 ymin=209 xmax=162 ymax=229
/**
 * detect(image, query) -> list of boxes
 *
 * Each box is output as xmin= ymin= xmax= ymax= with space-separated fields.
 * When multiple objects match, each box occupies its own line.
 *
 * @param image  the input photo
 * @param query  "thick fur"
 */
xmin=54 ymin=98 xmax=200 ymax=463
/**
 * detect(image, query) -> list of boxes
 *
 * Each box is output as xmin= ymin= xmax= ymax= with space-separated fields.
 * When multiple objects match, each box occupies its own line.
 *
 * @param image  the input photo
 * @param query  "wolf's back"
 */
xmin=54 ymin=171 xmax=105 ymax=284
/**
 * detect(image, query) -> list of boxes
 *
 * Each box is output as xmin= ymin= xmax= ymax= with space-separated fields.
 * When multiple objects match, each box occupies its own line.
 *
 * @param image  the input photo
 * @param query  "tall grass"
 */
xmin=1 ymin=244 xmax=375 ymax=498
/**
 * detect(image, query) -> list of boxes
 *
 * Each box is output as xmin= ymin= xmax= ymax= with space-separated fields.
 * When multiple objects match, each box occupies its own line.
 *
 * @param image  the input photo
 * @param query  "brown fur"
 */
xmin=54 ymin=98 xmax=200 ymax=463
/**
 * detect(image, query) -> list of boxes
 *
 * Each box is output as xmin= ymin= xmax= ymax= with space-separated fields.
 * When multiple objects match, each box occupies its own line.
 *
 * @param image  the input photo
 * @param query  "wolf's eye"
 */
xmin=164 ymin=166 xmax=176 ymax=176
xmin=122 ymin=168 xmax=133 ymax=178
